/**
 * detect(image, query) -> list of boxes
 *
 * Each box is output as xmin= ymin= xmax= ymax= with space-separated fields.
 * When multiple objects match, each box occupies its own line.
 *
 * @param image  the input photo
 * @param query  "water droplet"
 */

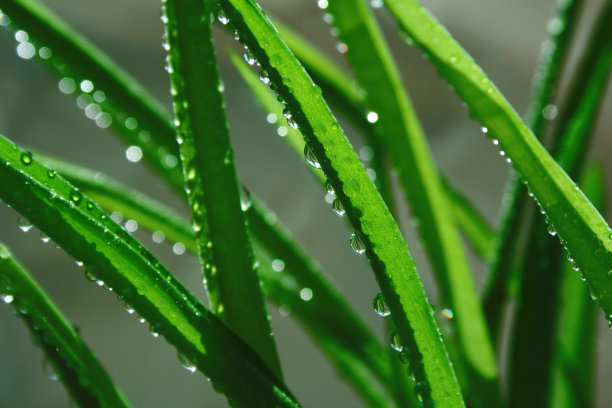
xmin=441 ymin=308 xmax=454 ymax=319
xmin=178 ymin=352 xmax=197 ymax=373
xmin=370 ymin=0 xmax=383 ymax=8
xmin=16 ymin=42 xmax=35 ymax=59
xmin=1 ymin=294 xmax=14 ymax=304
xmin=217 ymin=9 xmax=230 ymax=25
xmin=271 ymin=259 xmax=285 ymax=272
xmin=124 ymin=219 xmax=138 ymax=233
xmin=240 ymin=184 xmax=252 ymax=211
xmin=543 ymin=104 xmax=558 ymax=120
xmin=244 ymin=48 xmax=257 ymax=65
xmin=573 ymin=263 xmax=580 ymax=272
xmin=317 ymin=0 xmax=328 ymax=9
xmin=39 ymin=233 xmax=50 ymax=243
xmin=283 ymin=108 xmax=298 ymax=129
xmin=304 ymin=145 xmax=321 ymax=169
xmin=481 ymin=126 xmax=488 ymax=134
xmin=20 ymin=151 xmax=32 ymax=166
xmin=350 ymin=232 xmax=366 ymax=254
xmin=152 ymin=231 xmax=165 ymax=243
xmin=14 ymin=30 xmax=28 ymax=43
xmin=266 ymin=113 xmax=277 ymax=124
xmin=359 ymin=146 xmax=374 ymax=161
xmin=547 ymin=226 xmax=556 ymax=236
xmin=300 ymin=287 xmax=313 ymax=301
xmin=259 ymin=69 xmax=270 ymax=85
xmin=336 ymin=42 xmax=348 ymax=54
xmin=70 ymin=191 xmax=82 ymax=204
xmin=125 ymin=145 xmax=143 ymax=163
xmin=366 ymin=168 xmax=377 ymax=181
xmin=373 ymin=292 xmax=390 ymax=316
xmin=325 ymin=180 xmax=335 ymax=194
xmin=389 ymin=330 xmax=403 ymax=352
xmin=42 ymin=358 xmax=60 ymax=381
xmin=17 ymin=216 xmax=33 ymax=232
xmin=80 ymin=80 xmax=94 ymax=93
xmin=279 ymin=304 xmax=291 ymax=317
xmin=173 ymin=242 xmax=186 ymax=255
xmin=332 ymin=198 xmax=345 ymax=216
xmin=277 ymin=126 xmax=288 ymax=137
xmin=547 ymin=16 xmax=563 ymax=35
xmin=366 ymin=111 xmax=379 ymax=123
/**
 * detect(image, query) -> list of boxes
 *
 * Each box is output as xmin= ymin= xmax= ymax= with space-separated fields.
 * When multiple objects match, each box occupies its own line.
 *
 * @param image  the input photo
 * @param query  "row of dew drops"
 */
xmin=0 ymin=10 xmax=180 ymax=173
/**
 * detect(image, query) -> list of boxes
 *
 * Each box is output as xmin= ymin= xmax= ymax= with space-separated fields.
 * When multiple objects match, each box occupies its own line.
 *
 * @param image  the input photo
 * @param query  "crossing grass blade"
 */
xmin=218 ymin=0 xmax=465 ymax=405
xmin=384 ymin=0 xmax=612 ymax=322
xmin=0 ymin=134 xmax=300 ymax=408
xmin=0 ymin=243 xmax=131 ymax=408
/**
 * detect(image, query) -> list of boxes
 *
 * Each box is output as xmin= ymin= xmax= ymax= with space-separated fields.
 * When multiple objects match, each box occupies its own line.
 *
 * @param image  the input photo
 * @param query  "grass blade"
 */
xmin=384 ymin=0 xmax=612 ymax=321
xmin=0 ymin=134 xmax=299 ymax=407
xmin=322 ymin=3 xmax=497 ymax=401
xmin=0 ymin=243 xmax=130 ymax=408
xmin=482 ymin=0 xmax=583 ymax=342
xmin=218 ymin=1 xmax=465 ymax=405
xmin=162 ymin=0 xmax=281 ymax=377
xmin=274 ymin=20 xmax=494 ymax=262
xmin=0 ymin=0 xmax=184 ymax=189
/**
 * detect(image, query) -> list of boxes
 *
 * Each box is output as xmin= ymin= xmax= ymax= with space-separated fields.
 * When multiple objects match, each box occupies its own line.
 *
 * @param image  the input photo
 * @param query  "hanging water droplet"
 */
xmin=40 ymin=233 xmax=50 ymax=243
xmin=325 ymin=180 xmax=335 ymax=194
xmin=388 ymin=330 xmax=403 ymax=352
xmin=283 ymin=108 xmax=298 ymax=129
xmin=178 ymin=352 xmax=197 ymax=373
xmin=42 ymin=358 xmax=60 ymax=382
xmin=17 ymin=216 xmax=33 ymax=232
xmin=271 ymin=259 xmax=285 ymax=272
xmin=350 ymin=232 xmax=366 ymax=254
xmin=300 ymin=287 xmax=313 ymax=301
xmin=332 ymin=198 xmax=345 ymax=216
xmin=217 ymin=9 xmax=230 ymax=25
xmin=1 ymin=293 xmax=14 ymax=304
xmin=259 ymin=69 xmax=270 ymax=85
xmin=304 ymin=145 xmax=321 ymax=169
xmin=240 ymin=184 xmax=252 ymax=211
xmin=547 ymin=226 xmax=556 ymax=236
xmin=244 ymin=48 xmax=257 ymax=66
xmin=373 ymin=292 xmax=390 ymax=316
xmin=573 ymin=263 xmax=580 ymax=272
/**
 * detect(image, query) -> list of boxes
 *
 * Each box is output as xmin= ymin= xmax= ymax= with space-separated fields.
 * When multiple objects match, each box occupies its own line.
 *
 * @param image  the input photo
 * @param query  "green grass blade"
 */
xmin=275 ymin=20 xmax=494 ymax=263
xmin=162 ymin=0 xmax=281 ymax=377
xmin=323 ymin=0 xmax=496 ymax=398
xmin=550 ymin=164 xmax=604 ymax=408
xmin=0 ymin=243 xmax=130 ymax=408
xmin=0 ymin=0 xmax=184 ymax=189
xmin=482 ymin=0 xmax=583 ymax=342
xmin=41 ymin=151 xmax=395 ymax=407
xmin=0 ymin=134 xmax=299 ymax=408
xmin=384 ymin=0 xmax=612 ymax=320
xmin=218 ymin=1 xmax=465 ymax=405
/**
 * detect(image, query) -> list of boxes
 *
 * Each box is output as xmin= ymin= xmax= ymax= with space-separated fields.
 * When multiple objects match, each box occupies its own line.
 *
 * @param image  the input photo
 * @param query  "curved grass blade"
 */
xmin=482 ymin=0 xmax=584 ymax=342
xmin=508 ymin=5 xmax=612 ymax=405
xmin=274 ymin=20 xmax=494 ymax=262
xmin=322 ymin=3 xmax=497 ymax=400
xmin=0 ymin=243 xmax=130 ymax=408
xmin=218 ymin=1 xmax=465 ymax=406
xmin=162 ymin=0 xmax=281 ymax=377
xmin=0 ymin=134 xmax=300 ymax=408
xmin=40 ymin=152 xmax=397 ymax=408
xmin=384 ymin=0 xmax=612 ymax=320
xmin=550 ymin=165 xmax=604 ymax=408
xmin=0 ymin=0 xmax=184 ymax=189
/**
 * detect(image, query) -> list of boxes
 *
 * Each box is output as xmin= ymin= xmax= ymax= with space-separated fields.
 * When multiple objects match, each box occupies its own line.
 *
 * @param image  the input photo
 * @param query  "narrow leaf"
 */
xmin=0 ymin=243 xmax=130 ymax=408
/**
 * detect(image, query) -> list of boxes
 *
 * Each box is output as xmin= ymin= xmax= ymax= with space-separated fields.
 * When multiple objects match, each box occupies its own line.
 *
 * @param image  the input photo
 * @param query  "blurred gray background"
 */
xmin=0 ymin=0 xmax=611 ymax=406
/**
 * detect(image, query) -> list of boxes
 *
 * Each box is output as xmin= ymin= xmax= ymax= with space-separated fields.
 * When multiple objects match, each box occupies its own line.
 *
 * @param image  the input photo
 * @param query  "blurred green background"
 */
xmin=0 ymin=0 xmax=611 ymax=406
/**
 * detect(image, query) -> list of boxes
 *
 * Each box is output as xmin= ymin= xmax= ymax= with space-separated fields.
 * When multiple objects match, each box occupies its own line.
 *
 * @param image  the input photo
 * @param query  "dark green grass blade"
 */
xmin=0 ymin=135 xmax=299 ymax=408
xmin=323 ymin=3 xmax=496 ymax=400
xmin=219 ymin=1 xmax=464 ymax=406
xmin=0 ymin=243 xmax=130 ymax=408
xmin=37 ymin=152 xmax=394 ymax=408
xmin=275 ymin=20 xmax=494 ymax=263
xmin=384 ymin=0 xmax=612 ymax=320
xmin=508 ymin=4 xmax=612 ymax=406
xmin=550 ymin=165 xmax=604 ymax=408
xmin=482 ymin=0 xmax=583 ymax=342
xmin=0 ymin=0 xmax=183 ymax=189
xmin=162 ymin=0 xmax=281 ymax=378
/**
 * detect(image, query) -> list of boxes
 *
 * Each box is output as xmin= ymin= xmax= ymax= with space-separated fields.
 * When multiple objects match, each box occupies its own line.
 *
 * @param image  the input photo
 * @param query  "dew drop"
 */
xmin=366 ymin=111 xmax=379 ymax=123
xmin=70 ymin=191 xmax=82 ymax=204
xmin=350 ymin=232 xmax=366 ymax=254
xmin=1 ymin=293 xmax=14 ymax=304
xmin=573 ymin=263 xmax=580 ymax=272
xmin=39 ymin=233 xmax=50 ymax=243
xmin=266 ymin=113 xmax=277 ymax=124
xmin=370 ymin=0 xmax=383 ymax=8
xmin=271 ymin=259 xmax=285 ymax=272
xmin=244 ymin=48 xmax=257 ymax=66
xmin=124 ymin=219 xmax=138 ymax=233
xmin=42 ymin=358 xmax=60 ymax=382
xmin=300 ymin=287 xmax=313 ymax=301
xmin=217 ymin=9 xmax=230 ymax=25
xmin=373 ymin=292 xmax=390 ymax=317
xmin=152 ymin=231 xmax=165 ymax=244
xmin=125 ymin=145 xmax=143 ymax=163
xmin=332 ymin=198 xmax=346 ymax=216
xmin=304 ymin=145 xmax=321 ymax=169
xmin=547 ymin=226 xmax=556 ymax=236
xmin=277 ymin=126 xmax=288 ymax=137
xmin=543 ymin=104 xmax=558 ymax=120
xmin=279 ymin=304 xmax=291 ymax=317
xmin=389 ymin=330 xmax=403 ymax=352
xmin=178 ymin=353 xmax=197 ymax=373
xmin=283 ymin=108 xmax=298 ymax=129
xmin=441 ymin=308 xmax=454 ymax=319
xmin=317 ymin=0 xmax=328 ymax=9
xmin=20 ymin=152 xmax=32 ymax=165
xmin=173 ymin=242 xmax=186 ymax=255
xmin=16 ymin=42 xmax=35 ymax=59
xmin=359 ymin=146 xmax=374 ymax=161
xmin=240 ymin=184 xmax=252 ymax=211
xmin=79 ymin=80 xmax=94 ymax=93
xmin=336 ymin=42 xmax=348 ymax=54
xmin=481 ymin=127 xmax=488 ymax=134
xmin=17 ymin=216 xmax=33 ymax=232
xmin=259 ymin=69 xmax=270 ymax=85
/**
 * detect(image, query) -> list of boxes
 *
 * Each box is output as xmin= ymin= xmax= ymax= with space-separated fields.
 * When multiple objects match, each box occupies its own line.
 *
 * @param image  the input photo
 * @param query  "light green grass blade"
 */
xmin=550 ymin=164 xmax=603 ymax=408
xmin=274 ymin=20 xmax=494 ymax=262
xmin=482 ymin=0 xmax=583 ymax=342
xmin=0 ymin=0 xmax=183 ymax=189
xmin=0 ymin=243 xmax=130 ymax=408
xmin=0 ymin=134 xmax=299 ymax=408
xmin=218 ymin=1 xmax=464 ymax=406
xmin=40 ymin=152 xmax=395 ymax=408
xmin=384 ymin=0 xmax=612 ymax=320
xmin=322 ymin=3 xmax=496 ymax=400
xmin=162 ymin=0 xmax=281 ymax=378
